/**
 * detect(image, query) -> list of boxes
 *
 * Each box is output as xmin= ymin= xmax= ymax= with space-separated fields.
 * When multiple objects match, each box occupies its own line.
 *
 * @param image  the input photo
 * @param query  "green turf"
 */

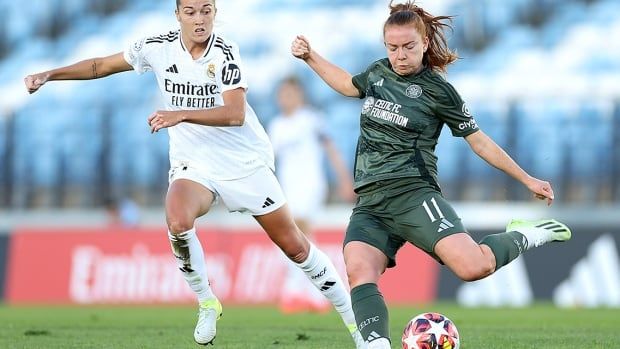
xmin=0 ymin=303 xmax=618 ymax=348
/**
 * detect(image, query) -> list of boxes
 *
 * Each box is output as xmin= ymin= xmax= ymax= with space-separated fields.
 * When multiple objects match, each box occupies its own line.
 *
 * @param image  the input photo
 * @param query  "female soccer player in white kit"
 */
xmin=24 ymin=0 xmax=363 ymax=347
xmin=269 ymin=76 xmax=355 ymax=313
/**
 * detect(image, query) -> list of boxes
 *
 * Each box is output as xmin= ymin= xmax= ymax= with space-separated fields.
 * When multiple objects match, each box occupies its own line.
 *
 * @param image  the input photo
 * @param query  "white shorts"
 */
xmin=168 ymin=163 xmax=286 ymax=216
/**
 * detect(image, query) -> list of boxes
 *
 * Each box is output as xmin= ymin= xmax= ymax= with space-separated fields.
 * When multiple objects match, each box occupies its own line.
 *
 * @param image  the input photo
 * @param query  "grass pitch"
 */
xmin=0 ymin=303 xmax=617 ymax=348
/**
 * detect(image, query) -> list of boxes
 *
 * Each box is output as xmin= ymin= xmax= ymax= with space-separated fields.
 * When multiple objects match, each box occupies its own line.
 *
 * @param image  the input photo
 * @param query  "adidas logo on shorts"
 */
xmin=262 ymin=197 xmax=275 ymax=208
xmin=437 ymin=218 xmax=455 ymax=233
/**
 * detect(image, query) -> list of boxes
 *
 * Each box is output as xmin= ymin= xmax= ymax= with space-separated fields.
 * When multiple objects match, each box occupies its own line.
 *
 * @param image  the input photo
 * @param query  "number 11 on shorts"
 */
xmin=422 ymin=197 xmax=444 ymax=222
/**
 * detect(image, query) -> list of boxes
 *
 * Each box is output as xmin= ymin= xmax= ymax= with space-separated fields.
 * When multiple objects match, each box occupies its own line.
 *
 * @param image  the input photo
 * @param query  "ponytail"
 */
xmin=384 ymin=1 xmax=458 ymax=72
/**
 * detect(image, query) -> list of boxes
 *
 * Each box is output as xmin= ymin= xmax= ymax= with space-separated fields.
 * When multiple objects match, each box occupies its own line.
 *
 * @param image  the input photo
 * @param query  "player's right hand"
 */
xmin=291 ymin=35 xmax=311 ymax=60
xmin=24 ymin=73 xmax=49 ymax=94
xmin=525 ymin=176 xmax=554 ymax=206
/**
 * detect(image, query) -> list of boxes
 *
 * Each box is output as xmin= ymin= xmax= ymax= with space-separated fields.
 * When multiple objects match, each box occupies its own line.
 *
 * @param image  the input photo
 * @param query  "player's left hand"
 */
xmin=525 ymin=176 xmax=554 ymax=206
xmin=148 ymin=110 xmax=183 ymax=133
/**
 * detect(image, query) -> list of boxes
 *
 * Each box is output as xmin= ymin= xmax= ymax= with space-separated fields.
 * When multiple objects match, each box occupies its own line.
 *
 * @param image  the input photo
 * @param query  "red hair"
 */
xmin=384 ymin=1 xmax=458 ymax=72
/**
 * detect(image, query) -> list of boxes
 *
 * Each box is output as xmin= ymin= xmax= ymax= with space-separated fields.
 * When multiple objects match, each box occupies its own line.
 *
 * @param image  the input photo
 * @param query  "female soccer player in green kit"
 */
xmin=292 ymin=1 xmax=571 ymax=348
xmin=24 ymin=0 xmax=365 ymax=347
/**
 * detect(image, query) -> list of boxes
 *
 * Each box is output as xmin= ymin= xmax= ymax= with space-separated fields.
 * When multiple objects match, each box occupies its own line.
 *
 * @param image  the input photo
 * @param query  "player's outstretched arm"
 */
xmin=148 ymin=87 xmax=246 ymax=133
xmin=291 ymin=35 xmax=359 ymax=98
xmin=465 ymin=130 xmax=554 ymax=205
xmin=24 ymin=52 xmax=132 ymax=94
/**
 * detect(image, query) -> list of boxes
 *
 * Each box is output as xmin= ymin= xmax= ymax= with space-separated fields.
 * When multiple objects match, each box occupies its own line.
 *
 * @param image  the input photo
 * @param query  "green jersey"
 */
xmin=351 ymin=58 xmax=479 ymax=192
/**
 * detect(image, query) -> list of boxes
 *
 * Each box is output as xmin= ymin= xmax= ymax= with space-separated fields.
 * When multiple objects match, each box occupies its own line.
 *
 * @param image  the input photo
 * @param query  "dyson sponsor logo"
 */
xmin=69 ymin=245 xmax=231 ymax=304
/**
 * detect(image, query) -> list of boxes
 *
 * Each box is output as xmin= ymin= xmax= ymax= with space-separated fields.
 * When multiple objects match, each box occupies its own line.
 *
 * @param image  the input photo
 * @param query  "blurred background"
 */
xmin=0 ymin=0 xmax=618 ymax=308
xmin=1 ymin=0 xmax=620 ymax=210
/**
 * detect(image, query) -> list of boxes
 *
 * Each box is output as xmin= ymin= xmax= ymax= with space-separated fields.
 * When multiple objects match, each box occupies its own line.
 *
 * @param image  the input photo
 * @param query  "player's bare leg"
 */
xmin=166 ymin=179 xmax=221 ymax=345
xmin=255 ymin=205 xmax=365 ymax=348
xmin=437 ymin=218 xmax=572 ymax=282
xmin=435 ymin=233 xmax=496 ymax=281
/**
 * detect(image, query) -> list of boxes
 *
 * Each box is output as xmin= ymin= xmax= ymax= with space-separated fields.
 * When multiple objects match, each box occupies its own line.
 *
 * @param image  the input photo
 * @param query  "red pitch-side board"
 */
xmin=6 ymin=227 xmax=439 ymax=304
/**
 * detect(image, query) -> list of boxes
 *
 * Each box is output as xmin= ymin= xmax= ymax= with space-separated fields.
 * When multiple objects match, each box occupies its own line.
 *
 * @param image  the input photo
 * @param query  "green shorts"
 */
xmin=345 ymin=179 xmax=466 ymax=268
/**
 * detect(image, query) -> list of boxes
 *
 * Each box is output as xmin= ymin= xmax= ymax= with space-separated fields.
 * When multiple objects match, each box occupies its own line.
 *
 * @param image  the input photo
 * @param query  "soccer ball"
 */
xmin=401 ymin=312 xmax=460 ymax=349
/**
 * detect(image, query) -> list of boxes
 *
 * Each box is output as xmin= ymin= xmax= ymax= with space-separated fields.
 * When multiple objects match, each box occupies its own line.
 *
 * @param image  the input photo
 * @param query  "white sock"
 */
xmin=295 ymin=243 xmax=357 ymax=327
xmin=168 ymin=228 xmax=215 ymax=303
xmin=512 ymin=227 xmax=550 ymax=250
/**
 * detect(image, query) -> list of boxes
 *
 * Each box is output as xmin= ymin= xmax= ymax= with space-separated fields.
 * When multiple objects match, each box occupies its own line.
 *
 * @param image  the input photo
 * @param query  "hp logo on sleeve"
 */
xmin=222 ymin=63 xmax=241 ymax=85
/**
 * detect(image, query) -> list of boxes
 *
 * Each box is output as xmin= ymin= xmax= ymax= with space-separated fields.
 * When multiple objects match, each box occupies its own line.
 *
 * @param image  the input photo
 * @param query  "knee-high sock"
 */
xmin=351 ymin=283 xmax=390 ymax=345
xmin=480 ymin=231 xmax=528 ymax=270
xmin=168 ymin=227 xmax=215 ymax=303
xmin=295 ymin=243 xmax=356 ymax=327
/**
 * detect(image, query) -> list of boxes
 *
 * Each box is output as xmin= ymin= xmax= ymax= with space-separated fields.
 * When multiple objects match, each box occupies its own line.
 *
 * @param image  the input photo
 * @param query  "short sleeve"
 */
xmin=123 ymin=37 xmax=152 ymax=74
xmin=435 ymin=82 xmax=479 ymax=137
xmin=351 ymin=68 xmax=371 ymax=99
xmin=220 ymin=43 xmax=247 ymax=92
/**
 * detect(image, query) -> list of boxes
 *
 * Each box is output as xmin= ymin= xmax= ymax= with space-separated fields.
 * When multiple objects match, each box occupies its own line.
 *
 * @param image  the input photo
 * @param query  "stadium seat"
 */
xmin=436 ymin=125 xmax=469 ymax=200
xmin=512 ymin=100 xmax=574 ymax=200
xmin=324 ymin=99 xmax=362 ymax=171
xmin=0 ymin=112 xmax=7 ymax=188
xmin=566 ymin=101 xmax=614 ymax=201
xmin=460 ymin=101 xmax=511 ymax=200
xmin=2 ymin=0 xmax=620 ymax=206
xmin=11 ymin=103 xmax=63 ymax=207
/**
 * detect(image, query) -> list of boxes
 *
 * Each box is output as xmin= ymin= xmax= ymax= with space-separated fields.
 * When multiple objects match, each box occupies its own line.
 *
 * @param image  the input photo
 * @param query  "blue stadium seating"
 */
xmin=324 ymin=99 xmax=362 ymax=169
xmin=0 ymin=112 xmax=6 ymax=185
xmin=1 ymin=0 xmax=619 ymax=206
xmin=456 ymin=102 xmax=511 ymax=199
xmin=512 ymin=100 xmax=570 ymax=184
xmin=434 ymin=118 xmax=474 ymax=200
xmin=568 ymin=101 xmax=614 ymax=179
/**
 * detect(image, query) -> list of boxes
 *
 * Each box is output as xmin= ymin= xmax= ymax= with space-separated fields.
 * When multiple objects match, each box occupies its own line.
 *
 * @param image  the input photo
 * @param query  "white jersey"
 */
xmin=124 ymin=30 xmax=274 ymax=180
xmin=268 ymin=107 xmax=328 ymax=217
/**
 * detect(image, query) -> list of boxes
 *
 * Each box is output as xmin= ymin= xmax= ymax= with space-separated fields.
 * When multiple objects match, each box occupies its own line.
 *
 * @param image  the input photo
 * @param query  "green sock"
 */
xmin=351 ymin=283 xmax=390 ymax=344
xmin=480 ymin=231 xmax=528 ymax=270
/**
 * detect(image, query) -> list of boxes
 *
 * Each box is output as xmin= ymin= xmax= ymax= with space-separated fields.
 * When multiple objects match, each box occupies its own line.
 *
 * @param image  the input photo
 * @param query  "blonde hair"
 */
xmin=384 ymin=0 xmax=458 ymax=72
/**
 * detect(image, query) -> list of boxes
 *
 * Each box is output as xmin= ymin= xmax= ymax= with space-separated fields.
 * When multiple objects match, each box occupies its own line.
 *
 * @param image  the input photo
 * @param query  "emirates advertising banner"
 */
xmin=5 ymin=227 xmax=438 ymax=305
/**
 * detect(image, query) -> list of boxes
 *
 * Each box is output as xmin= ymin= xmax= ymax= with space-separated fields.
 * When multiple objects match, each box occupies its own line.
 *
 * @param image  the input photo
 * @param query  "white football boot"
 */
xmin=506 ymin=218 xmax=571 ymax=249
xmin=194 ymin=298 xmax=222 ymax=345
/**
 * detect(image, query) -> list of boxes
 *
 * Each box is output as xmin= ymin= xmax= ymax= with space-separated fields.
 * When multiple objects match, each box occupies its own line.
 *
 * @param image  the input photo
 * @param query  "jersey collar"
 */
xmin=179 ymin=32 xmax=215 ymax=60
